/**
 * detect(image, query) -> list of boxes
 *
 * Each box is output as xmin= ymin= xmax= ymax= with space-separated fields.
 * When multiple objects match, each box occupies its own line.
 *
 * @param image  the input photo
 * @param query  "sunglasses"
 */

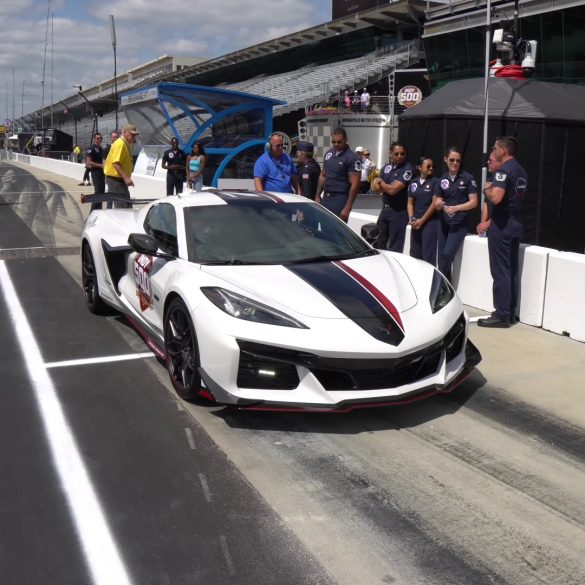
xmin=448 ymin=158 xmax=462 ymax=163
xmin=331 ymin=140 xmax=344 ymax=144
xmin=392 ymin=152 xmax=406 ymax=156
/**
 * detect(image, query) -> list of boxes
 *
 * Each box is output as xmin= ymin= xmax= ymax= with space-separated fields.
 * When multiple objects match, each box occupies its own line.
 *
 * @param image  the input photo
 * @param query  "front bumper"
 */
xmin=198 ymin=328 xmax=482 ymax=413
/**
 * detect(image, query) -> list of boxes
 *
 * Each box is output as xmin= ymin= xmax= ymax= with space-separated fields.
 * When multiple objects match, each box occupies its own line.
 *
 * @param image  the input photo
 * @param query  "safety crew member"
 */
xmin=296 ymin=141 xmax=321 ymax=199
xmin=475 ymin=152 xmax=502 ymax=237
xmin=434 ymin=146 xmax=478 ymax=283
xmin=407 ymin=156 xmax=439 ymax=265
xmin=478 ymin=136 xmax=527 ymax=328
xmin=315 ymin=127 xmax=361 ymax=221
xmin=104 ymin=123 xmax=140 ymax=208
xmin=85 ymin=132 xmax=105 ymax=211
xmin=161 ymin=137 xmax=187 ymax=196
xmin=372 ymin=142 xmax=414 ymax=252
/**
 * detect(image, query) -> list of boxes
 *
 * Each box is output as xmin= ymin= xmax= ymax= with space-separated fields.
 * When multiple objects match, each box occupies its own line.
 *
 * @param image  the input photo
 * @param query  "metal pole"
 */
xmin=109 ymin=15 xmax=119 ymax=130
xmin=481 ymin=0 xmax=492 ymax=207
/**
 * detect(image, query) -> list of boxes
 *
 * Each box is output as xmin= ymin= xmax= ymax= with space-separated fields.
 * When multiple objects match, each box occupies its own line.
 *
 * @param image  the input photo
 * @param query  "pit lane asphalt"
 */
xmin=0 ymin=161 xmax=334 ymax=585
xmin=2 ymin=161 xmax=585 ymax=585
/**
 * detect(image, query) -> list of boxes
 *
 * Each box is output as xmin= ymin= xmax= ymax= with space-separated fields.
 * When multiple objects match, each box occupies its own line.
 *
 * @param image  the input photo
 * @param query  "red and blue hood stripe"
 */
xmin=287 ymin=260 xmax=405 ymax=346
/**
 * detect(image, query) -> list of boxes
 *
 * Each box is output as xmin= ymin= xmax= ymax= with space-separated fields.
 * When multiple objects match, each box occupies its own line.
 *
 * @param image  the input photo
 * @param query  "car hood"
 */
xmin=200 ymin=253 xmax=418 ymax=318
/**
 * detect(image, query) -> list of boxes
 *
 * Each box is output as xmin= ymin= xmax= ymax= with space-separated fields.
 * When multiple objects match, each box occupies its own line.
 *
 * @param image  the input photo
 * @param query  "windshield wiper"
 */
xmin=288 ymin=249 xmax=377 ymax=265
xmin=201 ymin=259 xmax=252 ymax=265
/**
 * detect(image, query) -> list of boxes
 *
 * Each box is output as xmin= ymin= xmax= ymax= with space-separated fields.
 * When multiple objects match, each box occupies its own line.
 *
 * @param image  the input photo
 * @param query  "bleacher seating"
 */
xmin=225 ymin=40 xmax=420 ymax=114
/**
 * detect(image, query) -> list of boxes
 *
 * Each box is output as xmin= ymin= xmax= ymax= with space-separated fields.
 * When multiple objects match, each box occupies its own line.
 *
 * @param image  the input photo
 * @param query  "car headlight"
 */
xmin=201 ymin=287 xmax=308 ymax=328
xmin=429 ymin=270 xmax=454 ymax=313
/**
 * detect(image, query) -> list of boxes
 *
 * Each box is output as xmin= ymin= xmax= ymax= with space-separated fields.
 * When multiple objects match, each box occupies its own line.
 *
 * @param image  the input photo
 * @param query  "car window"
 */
xmin=184 ymin=201 xmax=371 ymax=264
xmin=144 ymin=203 xmax=178 ymax=256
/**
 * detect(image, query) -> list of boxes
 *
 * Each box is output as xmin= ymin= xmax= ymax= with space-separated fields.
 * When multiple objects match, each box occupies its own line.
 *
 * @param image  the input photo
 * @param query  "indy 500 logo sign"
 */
xmin=397 ymin=85 xmax=422 ymax=108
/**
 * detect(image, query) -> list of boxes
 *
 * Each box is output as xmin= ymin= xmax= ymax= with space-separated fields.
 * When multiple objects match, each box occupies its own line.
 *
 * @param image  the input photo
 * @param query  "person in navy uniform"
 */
xmin=434 ymin=147 xmax=478 ymax=283
xmin=161 ymin=137 xmax=187 ymax=196
xmin=85 ymin=132 xmax=105 ymax=211
xmin=478 ymin=136 xmax=528 ymax=328
xmin=315 ymin=127 xmax=361 ymax=221
xmin=407 ymin=156 xmax=439 ymax=265
xmin=371 ymin=142 xmax=415 ymax=252
xmin=475 ymin=152 xmax=502 ymax=237
xmin=296 ymin=141 xmax=321 ymax=199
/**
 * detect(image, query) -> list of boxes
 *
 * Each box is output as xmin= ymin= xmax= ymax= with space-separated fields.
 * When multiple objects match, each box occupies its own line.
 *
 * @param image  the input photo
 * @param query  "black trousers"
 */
xmin=166 ymin=173 xmax=185 ymax=196
xmin=90 ymin=169 xmax=106 ymax=210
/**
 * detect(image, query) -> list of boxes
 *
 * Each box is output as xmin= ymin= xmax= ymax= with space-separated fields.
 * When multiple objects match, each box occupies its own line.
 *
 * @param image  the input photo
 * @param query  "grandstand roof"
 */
xmin=165 ymin=0 xmax=429 ymax=83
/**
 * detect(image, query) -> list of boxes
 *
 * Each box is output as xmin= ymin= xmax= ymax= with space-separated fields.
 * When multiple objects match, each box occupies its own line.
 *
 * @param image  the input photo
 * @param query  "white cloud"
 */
xmin=0 ymin=0 xmax=331 ymax=121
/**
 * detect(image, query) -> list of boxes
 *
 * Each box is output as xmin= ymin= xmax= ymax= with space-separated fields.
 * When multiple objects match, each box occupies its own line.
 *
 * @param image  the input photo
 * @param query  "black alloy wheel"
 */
xmin=82 ymin=243 xmax=107 ymax=314
xmin=164 ymin=297 xmax=203 ymax=401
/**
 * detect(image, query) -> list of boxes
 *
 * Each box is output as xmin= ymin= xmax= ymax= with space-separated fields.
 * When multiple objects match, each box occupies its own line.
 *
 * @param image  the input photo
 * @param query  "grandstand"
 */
xmin=14 ymin=0 xmax=585 ymax=153
xmin=15 ymin=0 xmax=428 ymax=150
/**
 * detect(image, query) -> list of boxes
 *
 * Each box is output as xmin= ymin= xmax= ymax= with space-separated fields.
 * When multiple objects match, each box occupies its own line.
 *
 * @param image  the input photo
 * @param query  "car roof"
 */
xmin=161 ymin=189 xmax=309 ymax=210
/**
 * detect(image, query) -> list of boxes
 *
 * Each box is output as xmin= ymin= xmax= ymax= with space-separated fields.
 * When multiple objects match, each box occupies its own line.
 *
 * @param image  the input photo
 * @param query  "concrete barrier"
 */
xmin=542 ymin=251 xmax=585 ymax=342
xmin=452 ymin=235 xmax=493 ymax=313
xmin=518 ymin=245 xmax=549 ymax=327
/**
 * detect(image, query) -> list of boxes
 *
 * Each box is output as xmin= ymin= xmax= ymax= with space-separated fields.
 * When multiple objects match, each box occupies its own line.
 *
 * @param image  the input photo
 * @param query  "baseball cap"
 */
xmin=355 ymin=146 xmax=364 ymax=153
xmin=122 ymin=123 xmax=140 ymax=135
xmin=297 ymin=141 xmax=314 ymax=153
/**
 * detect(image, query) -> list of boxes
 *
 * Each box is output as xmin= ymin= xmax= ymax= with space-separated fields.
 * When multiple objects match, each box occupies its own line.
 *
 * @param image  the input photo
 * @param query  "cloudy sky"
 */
xmin=0 ymin=0 xmax=332 ymax=122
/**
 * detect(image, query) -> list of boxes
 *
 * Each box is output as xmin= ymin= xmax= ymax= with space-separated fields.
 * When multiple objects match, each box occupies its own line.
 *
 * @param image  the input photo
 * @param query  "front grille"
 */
xmin=236 ymin=313 xmax=466 ymax=392
xmin=237 ymin=346 xmax=300 ymax=390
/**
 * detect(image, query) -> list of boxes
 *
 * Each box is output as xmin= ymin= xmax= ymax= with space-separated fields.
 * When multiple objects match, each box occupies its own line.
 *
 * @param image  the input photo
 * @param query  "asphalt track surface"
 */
xmin=1 ymin=160 xmax=585 ymax=585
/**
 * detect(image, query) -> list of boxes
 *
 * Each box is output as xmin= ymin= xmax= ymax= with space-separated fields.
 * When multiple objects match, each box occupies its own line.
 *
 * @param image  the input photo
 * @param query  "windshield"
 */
xmin=184 ymin=201 xmax=374 ymax=264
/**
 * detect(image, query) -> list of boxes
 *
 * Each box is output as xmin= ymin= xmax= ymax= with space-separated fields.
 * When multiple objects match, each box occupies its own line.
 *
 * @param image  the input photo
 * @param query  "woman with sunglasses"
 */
xmin=186 ymin=143 xmax=207 ymax=192
xmin=434 ymin=147 xmax=478 ymax=282
xmin=407 ymin=156 xmax=439 ymax=265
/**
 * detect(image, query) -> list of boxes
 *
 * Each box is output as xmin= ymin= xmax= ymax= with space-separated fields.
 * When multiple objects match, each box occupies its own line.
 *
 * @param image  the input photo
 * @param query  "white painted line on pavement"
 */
xmin=219 ymin=535 xmax=236 ymax=576
xmin=45 ymin=352 xmax=154 ymax=369
xmin=0 ymin=246 xmax=47 ymax=251
xmin=184 ymin=428 xmax=196 ymax=450
xmin=0 ymin=260 xmax=133 ymax=585
xmin=198 ymin=473 xmax=212 ymax=502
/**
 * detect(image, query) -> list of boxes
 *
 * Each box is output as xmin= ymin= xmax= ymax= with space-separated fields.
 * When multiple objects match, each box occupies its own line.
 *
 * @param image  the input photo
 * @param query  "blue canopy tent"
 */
xmin=120 ymin=83 xmax=285 ymax=187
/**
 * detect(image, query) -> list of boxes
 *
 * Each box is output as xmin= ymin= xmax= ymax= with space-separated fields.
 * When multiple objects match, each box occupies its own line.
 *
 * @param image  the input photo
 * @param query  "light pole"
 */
xmin=481 ymin=0 xmax=492 ymax=207
xmin=74 ymin=85 xmax=99 ymax=135
xmin=109 ymin=15 xmax=119 ymax=131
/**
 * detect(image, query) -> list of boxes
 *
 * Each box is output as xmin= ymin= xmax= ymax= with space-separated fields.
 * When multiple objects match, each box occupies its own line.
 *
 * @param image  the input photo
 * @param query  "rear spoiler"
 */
xmin=80 ymin=193 xmax=158 ymax=206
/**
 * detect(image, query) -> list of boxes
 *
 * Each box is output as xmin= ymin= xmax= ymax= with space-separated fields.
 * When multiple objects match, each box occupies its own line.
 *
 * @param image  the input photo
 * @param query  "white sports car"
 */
xmin=81 ymin=190 xmax=480 ymax=412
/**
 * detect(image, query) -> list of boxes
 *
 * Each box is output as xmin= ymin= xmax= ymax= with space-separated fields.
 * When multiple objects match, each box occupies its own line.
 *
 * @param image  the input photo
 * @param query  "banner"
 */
xmin=332 ymin=0 xmax=383 ymax=19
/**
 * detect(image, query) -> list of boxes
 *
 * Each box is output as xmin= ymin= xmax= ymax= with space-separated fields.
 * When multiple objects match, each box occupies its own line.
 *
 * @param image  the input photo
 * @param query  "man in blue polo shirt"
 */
xmin=254 ymin=133 xmax=298 ymax=193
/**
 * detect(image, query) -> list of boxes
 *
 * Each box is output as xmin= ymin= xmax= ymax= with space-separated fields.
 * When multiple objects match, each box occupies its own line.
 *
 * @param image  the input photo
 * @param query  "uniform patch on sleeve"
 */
xmin=495 ymin=172 xmax=507 ymax=182
xmin=403 ymin=170 xmax=412 ymax=181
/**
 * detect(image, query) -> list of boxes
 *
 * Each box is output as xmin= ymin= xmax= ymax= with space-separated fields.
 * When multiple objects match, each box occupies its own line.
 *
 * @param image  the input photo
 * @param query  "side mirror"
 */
xmin=128 ymin=233 xmax=158 ymax=255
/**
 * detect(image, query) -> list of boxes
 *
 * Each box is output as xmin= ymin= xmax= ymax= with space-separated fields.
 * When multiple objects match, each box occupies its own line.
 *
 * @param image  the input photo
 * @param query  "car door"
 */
xmin=126 ymin=202 xmax=179 ymax=335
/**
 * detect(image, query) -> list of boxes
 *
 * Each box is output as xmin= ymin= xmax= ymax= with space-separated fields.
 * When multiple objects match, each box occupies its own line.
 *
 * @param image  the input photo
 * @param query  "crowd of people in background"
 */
xmin=258 ymin=127 xmax=526 ymax=329
xmin=73 ymin=122 xmax=526 ymax=326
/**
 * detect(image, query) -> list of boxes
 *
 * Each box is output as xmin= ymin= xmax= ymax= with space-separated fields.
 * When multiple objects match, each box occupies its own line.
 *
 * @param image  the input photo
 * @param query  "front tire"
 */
xmin=82 ymin=243 xmax=108 ymax=314
xmin=164 ymin=298 xmax=202 ymax=401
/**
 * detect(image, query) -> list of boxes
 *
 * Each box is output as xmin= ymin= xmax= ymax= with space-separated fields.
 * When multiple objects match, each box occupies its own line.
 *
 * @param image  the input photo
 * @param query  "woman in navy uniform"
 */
xmin=407 ymin=156 xmax=439 ymax=265
xmin=434 ymin=147 xmax=478 ymax=282
xmin=296 ymin=141 xmax=321 ymax=199
xmin=372 ymin=142 xmax=415 ymax=252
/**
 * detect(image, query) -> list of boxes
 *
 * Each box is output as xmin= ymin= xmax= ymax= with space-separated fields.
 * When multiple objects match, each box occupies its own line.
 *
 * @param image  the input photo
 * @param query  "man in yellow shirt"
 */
xmin=104 ymin=124 xmax=140 ymax=208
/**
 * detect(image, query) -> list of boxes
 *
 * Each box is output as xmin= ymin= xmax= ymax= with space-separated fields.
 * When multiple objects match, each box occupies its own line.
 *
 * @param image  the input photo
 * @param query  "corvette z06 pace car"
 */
xmin=81 ymin=190 xmax=480 ymax=412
